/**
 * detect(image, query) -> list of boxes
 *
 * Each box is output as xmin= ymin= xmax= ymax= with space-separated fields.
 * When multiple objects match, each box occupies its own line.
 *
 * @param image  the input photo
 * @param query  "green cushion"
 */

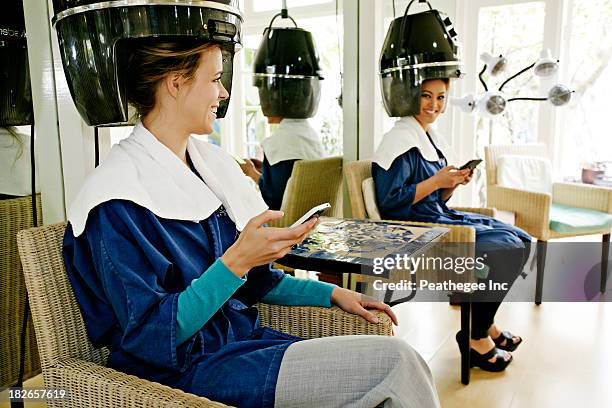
xmin=549 ymin=203 xmax=612 ymax=234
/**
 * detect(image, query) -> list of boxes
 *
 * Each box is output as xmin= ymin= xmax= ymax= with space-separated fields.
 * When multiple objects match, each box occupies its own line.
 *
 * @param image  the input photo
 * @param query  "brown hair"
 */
xmin=126 ymin=40 xmax=219 ymax=118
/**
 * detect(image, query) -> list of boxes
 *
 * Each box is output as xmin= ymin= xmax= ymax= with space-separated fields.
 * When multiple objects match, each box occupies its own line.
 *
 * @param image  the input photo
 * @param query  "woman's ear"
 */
xmin=163 ymin=73 xmax=182 ymax=99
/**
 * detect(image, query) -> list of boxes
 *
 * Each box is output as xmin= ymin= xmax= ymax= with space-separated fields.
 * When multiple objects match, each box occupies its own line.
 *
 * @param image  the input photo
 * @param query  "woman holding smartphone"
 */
xmin=62 ymin=39 xmax=440 ymax=407
xmin=373 ymin=78 xmax=531 ymax=373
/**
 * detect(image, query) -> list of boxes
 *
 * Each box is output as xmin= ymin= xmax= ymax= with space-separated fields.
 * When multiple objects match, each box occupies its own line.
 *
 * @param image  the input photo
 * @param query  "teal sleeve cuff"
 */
xmin=261 ymin=274 xmax=336 ymax=308
xmin=176 ymin=258 xmax=245 ymax=345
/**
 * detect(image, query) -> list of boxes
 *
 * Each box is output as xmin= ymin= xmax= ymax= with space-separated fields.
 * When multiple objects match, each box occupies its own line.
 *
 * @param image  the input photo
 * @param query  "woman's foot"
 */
xmin=489 ymin=324 xmax=522 ymax=352
xmin=455 ymin=332 xmax=513 ymax=372
xmin=470 ymin=337 xmax=512 ymax=363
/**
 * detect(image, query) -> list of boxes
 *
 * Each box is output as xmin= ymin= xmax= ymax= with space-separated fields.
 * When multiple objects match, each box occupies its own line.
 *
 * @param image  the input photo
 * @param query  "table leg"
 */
xmin=460 ymin=296 xmax=471 ymax=385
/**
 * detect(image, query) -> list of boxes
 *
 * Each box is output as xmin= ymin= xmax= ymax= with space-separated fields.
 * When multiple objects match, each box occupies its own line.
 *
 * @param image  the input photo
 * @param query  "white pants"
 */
xmin=274 ymin=336 xmax=440 ymax=408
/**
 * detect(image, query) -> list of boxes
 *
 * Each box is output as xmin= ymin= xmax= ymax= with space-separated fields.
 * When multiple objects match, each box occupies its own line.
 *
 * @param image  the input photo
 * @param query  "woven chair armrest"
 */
xmin=488 ymin=185 xmax=551 ymax=239
xmin=49 ymin=358 xmax=228 ymax=407
xmin=256 ymin=304 xmax=392 ymax=338
xmin=451 ymin=207 xmax=496 ymax=217
xmin=553 ymin=182 xmax=612 ymax=213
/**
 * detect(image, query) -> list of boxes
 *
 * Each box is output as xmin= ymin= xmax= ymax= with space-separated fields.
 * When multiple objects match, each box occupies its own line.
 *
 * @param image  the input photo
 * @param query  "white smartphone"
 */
xmin=290 ymin=203 xmax=331 ymax=228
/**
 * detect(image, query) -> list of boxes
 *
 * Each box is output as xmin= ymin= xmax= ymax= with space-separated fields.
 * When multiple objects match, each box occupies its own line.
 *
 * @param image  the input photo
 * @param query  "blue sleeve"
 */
xmin=176 ymin=258 xmax=245 ymax=345
xmin=63 ymin=202 xmax=206 ymax=371
xmin=259 ymin=156 xmax=297 ymax=210
xmin=373 ymin=149 xmax=418 ymax=218
xmin=261 ymin=274 xmax=336 ymax=307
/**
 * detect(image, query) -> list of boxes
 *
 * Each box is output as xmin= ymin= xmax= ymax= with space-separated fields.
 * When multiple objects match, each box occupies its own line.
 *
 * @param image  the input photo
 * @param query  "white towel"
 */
xmin=261 ymin=118 xmax=325 ymax=165
xmin=372 ymin=116 xmax=457 ymax=170
xmin=68 ymin=121 xmax=267 ymax=236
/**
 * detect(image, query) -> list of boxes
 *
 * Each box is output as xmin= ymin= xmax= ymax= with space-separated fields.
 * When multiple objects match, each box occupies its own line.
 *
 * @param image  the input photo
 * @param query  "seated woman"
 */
xmin=240 ymin=117 xmax=325 ymax=210
xmin=373 ymin=78 xmax=531 ymax=372
xmin=62 ymin=40 xmax=440 ymax=408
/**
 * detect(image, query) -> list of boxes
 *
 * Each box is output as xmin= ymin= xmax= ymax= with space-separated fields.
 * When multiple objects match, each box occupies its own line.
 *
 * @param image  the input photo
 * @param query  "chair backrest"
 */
xmin=484 ymin=143 xmax=547 ymax=188
xmin=344 ymin=160 xmax=372 ymax=219
xmin=17 ymin=222 xmax=108 ymax=371
xmin=277 ymin=156 xmax=344 ymax=227
xmin=0 ymin=196 xmax=42 ymax=386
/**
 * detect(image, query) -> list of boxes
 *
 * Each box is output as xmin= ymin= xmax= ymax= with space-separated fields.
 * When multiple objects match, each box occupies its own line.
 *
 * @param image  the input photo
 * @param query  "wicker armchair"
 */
xmin=0 ymin=195 xmax=42 ymax=387
xmin=344 ymin=160 xmax=507 ymax=385
xmin=270 ymin=156 xmax=343 ymax=227
xmin=17 ymin=222 xmax=391 ymax=407
xmin=485 ymin=144 xmax=612 ymax=304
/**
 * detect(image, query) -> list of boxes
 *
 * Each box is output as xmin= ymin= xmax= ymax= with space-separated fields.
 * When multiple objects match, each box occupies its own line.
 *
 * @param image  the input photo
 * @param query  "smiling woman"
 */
xmin=61 ymin=37 xmax=440 ymax=408
xmin=127 ymin=41 xmax=229 ymax=139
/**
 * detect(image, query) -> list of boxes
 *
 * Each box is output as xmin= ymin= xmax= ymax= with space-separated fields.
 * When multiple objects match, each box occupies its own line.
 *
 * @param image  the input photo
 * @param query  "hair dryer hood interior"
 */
xmin=52 ymin=0 xmax=243 ymax=126
xmin=0 ymin=0 xmax=33 ymax=126
xmin=379 ymin=2 xmax=463 ymax=118
xmin=253 ymin=23 xmax=323 ymax=119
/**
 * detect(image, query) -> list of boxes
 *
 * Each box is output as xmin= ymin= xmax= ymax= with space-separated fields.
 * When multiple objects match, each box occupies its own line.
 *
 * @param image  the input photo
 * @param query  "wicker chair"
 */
xmin=270 ymin=156 xmax=343 ymax=227
xmin=0 ymin=195 xmax=42 ymax=387
xmin=344 ymin=159 xmax=511 ymax=385
xmin=485 ymin=144 xmax=612 ymax=304
xmin=16 ymin=222 xmax=392 ymax=407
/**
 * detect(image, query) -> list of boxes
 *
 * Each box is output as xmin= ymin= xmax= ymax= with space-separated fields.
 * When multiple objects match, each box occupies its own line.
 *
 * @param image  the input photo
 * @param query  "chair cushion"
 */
xmin=549 ymin=203 xmax=612 ymax=234
xmin=497 ymin=154 xmax=553 ymax=194
xmin=362 ymin=178 xmax=382 ymax=220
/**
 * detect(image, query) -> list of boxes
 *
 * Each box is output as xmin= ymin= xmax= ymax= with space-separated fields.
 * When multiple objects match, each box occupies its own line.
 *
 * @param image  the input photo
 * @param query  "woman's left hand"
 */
xmin=330 ymin=287 xmax=399 ymax=326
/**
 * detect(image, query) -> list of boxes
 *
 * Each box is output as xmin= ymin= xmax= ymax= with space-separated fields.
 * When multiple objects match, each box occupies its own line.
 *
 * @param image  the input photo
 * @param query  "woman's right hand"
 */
xmin=220 ymin=210 xmax=319 ymax=277
xmin=433 ymin=166 xmax=470 ymax=189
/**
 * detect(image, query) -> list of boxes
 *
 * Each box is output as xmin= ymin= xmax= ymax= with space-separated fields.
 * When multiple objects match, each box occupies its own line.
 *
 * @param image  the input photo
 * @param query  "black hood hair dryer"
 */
xmin=51 ymin=0 xmax=243 ymax=126
xmin=379 ymin=0 xmax=463 ymax=117
xmin=252 ymin=1 xmax=323 ymax=119
xmin=0 ymin=0 xmax=33 ymax=126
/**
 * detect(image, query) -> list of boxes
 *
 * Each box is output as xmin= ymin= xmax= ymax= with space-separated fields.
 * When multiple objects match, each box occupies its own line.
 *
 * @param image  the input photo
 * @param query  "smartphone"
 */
xmin=290 ymin=203 xmax=331 ymax=228
xmin=459 ymin=159 xmax=482 ymax=171
xmin=231 ymin=153 xmax=246 ymax=165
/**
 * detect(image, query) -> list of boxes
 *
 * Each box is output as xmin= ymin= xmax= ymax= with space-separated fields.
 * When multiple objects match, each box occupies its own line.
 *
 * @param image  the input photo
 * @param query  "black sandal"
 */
xmin=456 ymin=332 xmax=513 ymax=372
xmin=493 ymin=331 xmax=522 ymax=352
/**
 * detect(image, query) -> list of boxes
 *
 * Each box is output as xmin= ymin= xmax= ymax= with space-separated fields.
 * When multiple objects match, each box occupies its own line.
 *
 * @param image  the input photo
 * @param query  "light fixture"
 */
xmin=252 ymin=1 xmax=323 ymax=118
xmin=453 ymin=48 xmax=572 ymax=118
xmin=477 ymin=91 xmax=507 ymax=117
xmin=379 ymin=0 xmax=463 ymax=117
xmin=533 ymin=49 xmax=559 ymax=77
xmin=480 ymin=52 xmax=507 ymax=76
xmin=450 ymin=93 xmax=476 ymax=114
xmin=547 ymin=84 xmax=572 ymax=106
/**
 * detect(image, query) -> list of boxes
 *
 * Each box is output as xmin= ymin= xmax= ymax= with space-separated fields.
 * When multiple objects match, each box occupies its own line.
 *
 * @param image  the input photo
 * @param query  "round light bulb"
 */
xmin=548 ymin=84 xmax=572 ymax=106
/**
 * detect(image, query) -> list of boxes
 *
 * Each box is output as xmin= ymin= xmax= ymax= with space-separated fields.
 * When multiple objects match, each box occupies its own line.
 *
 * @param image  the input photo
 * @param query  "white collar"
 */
xmin=372 ymin=116 xmax=455 ymax=170
xmin=261 ymin=119 xmax=326 ymax=165
xmin=68 ymin=122 xmax=267 ymax=236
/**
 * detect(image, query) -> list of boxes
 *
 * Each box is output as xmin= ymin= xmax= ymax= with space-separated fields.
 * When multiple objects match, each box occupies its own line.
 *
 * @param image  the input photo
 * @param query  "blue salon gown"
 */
xmin=62 ymin=199 xmax=302 ymax=407
xmin=372 ymin=142 xmax=532 ymax=248
xmin=258 ymin=155 xmax=297 ymax=210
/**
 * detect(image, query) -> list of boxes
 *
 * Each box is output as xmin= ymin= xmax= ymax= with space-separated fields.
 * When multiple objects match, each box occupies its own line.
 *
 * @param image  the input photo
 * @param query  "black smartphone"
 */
xmin=459 ymin=159 xmax=482 ymax=171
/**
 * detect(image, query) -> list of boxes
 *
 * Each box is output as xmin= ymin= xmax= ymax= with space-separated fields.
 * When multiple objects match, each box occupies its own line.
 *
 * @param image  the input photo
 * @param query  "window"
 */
xmin=471 ymin=1 xmax=546 ymax=204
xmin=557 ymin=0 xmax=612 ymax=181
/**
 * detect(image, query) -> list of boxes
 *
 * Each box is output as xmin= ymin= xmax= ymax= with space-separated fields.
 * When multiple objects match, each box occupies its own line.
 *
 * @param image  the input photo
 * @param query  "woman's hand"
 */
xmin=221 ymin=210 xmax=318 ymax=277
xmin=460 ymin=168 xmax=474 ymax=185
xmin=239 ymin=159 xmax=261 ymax=183
xmin=330 ymin=287 xmax=399 ymax=326
xmin=433 ymin=166 xmax=470 ymax=189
